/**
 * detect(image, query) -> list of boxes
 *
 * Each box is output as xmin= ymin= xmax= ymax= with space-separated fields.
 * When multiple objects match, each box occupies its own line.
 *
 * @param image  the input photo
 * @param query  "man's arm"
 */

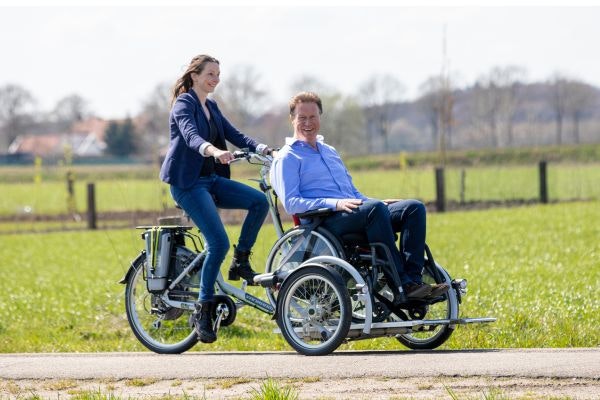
xmin=271 ymin=152 xmax=338 ymax=215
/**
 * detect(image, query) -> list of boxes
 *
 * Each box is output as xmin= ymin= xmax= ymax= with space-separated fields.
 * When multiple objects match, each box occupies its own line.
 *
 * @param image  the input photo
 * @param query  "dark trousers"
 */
xmin=321 ymin=198 xmax=426 ymax=286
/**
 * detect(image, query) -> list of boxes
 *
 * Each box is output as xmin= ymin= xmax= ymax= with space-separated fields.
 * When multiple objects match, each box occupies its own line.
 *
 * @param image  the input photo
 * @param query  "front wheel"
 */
xmin=265 ymin=227 xmax=343 ymax=306
xmin=276 ymin=265 xmax=351 ymax=356
xmin=124 ymin=253 xmax=198 ymax=354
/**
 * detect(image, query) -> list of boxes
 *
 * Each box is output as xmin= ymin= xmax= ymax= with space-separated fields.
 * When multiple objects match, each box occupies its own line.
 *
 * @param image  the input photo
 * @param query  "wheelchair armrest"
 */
xmin=295 ymin=208 xmax=334 ymax=219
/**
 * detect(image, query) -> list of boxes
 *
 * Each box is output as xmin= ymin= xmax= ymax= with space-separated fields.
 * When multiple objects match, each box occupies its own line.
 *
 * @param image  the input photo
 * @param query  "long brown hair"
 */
xmin=171 ymin=55 xmax=220 ymax=105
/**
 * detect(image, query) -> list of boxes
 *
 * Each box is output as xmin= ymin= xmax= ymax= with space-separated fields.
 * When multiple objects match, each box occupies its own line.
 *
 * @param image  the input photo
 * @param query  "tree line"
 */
xmin=1 ymin=64 xmax=599 ymax=160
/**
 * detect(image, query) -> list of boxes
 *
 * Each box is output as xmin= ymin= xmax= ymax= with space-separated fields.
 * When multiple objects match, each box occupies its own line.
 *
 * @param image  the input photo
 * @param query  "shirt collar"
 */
xmin=285 ymin=135 xmax=325 ymax=146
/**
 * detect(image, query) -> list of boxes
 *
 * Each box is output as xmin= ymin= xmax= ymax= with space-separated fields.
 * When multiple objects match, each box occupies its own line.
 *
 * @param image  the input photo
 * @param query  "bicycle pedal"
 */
xmin=213 ymin=309 xmax=226 ymax=333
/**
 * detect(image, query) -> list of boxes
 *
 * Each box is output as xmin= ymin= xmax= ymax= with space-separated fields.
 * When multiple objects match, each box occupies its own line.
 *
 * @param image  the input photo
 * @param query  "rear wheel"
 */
xmin=277 ymin=265 xmax=351 ymax=356
xmin=124 ymin=253 xmax=198 ymax=354
xmin=394 ymin=263 xmax=457 ymax=350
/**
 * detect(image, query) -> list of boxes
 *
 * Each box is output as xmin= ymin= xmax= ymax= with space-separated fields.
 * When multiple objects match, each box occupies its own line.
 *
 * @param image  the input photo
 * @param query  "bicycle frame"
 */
xmin=157 ymin=268 xmax=275 ymax=314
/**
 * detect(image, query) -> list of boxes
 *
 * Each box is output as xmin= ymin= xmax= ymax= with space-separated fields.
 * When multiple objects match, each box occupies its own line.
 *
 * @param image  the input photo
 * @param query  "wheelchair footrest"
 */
xmin=347 ymin=317 xmax=496 ymax=337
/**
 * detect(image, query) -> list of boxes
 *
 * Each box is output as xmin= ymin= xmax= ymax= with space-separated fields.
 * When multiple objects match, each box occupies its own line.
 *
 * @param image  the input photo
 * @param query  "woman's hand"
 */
xmin=335 ymin=199 xmax=363 ymax=212
xmin=211 ymin=148 xmax=234 ymax=164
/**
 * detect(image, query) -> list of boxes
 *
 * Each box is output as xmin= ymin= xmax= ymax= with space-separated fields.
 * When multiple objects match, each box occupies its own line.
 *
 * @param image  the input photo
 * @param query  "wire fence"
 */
xmin=1 ymin=161 xmax=599 ymax=234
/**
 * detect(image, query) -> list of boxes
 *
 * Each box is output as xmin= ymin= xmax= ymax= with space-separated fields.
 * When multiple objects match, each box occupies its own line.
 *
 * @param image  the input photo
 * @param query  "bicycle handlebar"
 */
xmin=228 ymin=149 xmax=272 ymax=166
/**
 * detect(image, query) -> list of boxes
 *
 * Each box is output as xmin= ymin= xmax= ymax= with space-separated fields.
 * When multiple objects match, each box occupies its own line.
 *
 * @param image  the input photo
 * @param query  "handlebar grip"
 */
xmin=232 ymin=150 xmax=248 ymax=159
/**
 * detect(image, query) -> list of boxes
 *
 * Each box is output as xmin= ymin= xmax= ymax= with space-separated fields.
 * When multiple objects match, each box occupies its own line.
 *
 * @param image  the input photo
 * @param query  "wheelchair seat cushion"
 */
xmin=340 ymin=232 xmax=369 ymax=247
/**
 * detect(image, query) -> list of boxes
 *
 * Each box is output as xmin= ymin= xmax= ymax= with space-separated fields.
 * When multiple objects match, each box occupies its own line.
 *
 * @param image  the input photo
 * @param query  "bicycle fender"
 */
xmin=118 ymin=251 xmax=146 ymax=284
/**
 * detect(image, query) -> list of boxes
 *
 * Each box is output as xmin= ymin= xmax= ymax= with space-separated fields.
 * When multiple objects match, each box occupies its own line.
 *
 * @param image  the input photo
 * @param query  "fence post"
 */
xmin=460 ymin=169 xmax=466 ymax=205
xmin=87 ymin=183 xmax=97 ymax=230
xmin=435 ymin=167 xmax=446 ymax=212
xmin=539 ymin=161 xmax=548 ymax=204
xmin=66 ymin=170 xmax=76 ymax=213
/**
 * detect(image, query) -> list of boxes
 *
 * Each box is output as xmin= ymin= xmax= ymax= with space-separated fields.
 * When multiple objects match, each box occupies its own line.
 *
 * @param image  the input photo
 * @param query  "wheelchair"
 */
xmin=260 ymin=207 xmax=493 ymax=355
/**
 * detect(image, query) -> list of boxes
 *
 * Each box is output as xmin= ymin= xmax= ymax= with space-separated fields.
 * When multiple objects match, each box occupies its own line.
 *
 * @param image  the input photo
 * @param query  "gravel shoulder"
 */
xmin=2 ymin=376 xmax=599 ymax=399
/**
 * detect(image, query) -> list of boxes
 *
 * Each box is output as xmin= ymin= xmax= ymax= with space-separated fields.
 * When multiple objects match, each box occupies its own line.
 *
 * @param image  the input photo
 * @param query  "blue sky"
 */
xmin=1 ymin=3 xmax=600 ymax=118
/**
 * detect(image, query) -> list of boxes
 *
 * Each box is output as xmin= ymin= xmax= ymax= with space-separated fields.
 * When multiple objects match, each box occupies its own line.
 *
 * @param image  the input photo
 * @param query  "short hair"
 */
xmin=289 ymin=92 xmax=323 ymax=117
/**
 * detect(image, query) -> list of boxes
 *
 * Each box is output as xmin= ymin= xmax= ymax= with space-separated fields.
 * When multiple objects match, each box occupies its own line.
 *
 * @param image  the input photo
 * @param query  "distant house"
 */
xmin=8 ymin=117 xmax=108 ymax=159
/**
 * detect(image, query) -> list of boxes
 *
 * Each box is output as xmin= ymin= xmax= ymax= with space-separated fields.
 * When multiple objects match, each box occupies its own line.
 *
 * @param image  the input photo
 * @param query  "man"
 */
xmin=270 ymin=91 xmax=448 ymax=301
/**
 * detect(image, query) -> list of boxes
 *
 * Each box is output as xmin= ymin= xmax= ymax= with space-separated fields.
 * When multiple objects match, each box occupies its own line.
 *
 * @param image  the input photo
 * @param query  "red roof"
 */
xmin=70 ymin=117 xmax=109 ymax=140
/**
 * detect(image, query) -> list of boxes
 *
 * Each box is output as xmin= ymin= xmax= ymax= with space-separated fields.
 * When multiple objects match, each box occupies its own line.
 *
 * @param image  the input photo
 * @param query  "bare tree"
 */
xmin=471 ymin=66 xmax=526 ymax=148
xmin=0 ymin=84 xmax=36 ymax=151
xmin=564 ymin=80 xmax=597 ymax=143
xmin=53 ymin=94 xmax=90 ymax=126
xmin=492 ymin=66 xmax=527 ymax=146
xmin=550 ymin=73 xmax=569 ymax=145
xmin=417 ymin=73 xmax=455 ymax=160
xmin=418 ymin=76 xmax=444 ymax=151
xmin=320 ymin=93 xmax=365 ymax=155
xmin=137 ymin=82 xmax=171 ymax=158
xmin=213 ymin=65 xmax=268 ymax=129
xmin=358 ymin=74 xmax=405 ymax=153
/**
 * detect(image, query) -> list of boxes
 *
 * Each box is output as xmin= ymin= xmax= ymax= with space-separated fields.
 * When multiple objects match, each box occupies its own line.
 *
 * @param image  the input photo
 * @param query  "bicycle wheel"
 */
xmin=124 ymin=253 xmax=198 ymax=354
xmin=395 ymin=263 xmax=457 ymax=350
xmin=265 ymin=227 xmax=343 ymax=305
xmin=277 ymin=265 xmax=351 ymax=356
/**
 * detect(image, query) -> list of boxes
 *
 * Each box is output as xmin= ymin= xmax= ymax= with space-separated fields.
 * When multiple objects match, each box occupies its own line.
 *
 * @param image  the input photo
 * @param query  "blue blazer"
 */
xmin=159 ymin=90 xmax=258 ymax=189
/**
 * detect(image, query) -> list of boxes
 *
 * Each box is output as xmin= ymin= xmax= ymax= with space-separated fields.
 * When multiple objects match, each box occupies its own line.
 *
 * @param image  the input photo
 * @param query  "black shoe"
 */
xmin=404 ymin=283 xmax=432 ymax=299
xmin=428 ymin=283 xmax=449 ymax=297
xmin=193 ymin=301 xmax=216 ymax=343
xmin=228 ymin=245 xmax=258 ymax=285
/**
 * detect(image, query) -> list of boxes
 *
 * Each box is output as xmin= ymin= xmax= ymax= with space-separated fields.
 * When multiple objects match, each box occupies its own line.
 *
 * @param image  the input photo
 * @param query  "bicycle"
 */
xmin=120 ymin=149 xmax=495 ymax=355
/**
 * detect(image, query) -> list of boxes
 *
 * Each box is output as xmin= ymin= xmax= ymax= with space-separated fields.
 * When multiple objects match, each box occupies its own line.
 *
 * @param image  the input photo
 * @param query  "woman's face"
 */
xmin=192 ymin=62 xmax=220 ymax=94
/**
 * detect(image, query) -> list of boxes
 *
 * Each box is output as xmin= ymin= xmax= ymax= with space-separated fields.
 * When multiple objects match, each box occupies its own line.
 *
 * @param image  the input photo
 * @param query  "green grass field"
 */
xmin=1 ymin=200 xmax=598 ymax=353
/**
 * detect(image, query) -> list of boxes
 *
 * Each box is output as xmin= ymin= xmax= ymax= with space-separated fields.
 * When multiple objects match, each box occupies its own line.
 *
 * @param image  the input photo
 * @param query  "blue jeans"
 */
xmin=321 ymin=199 xmax=427 ymax=286
xmin=170 ymin=174 xmax=269 ymax=302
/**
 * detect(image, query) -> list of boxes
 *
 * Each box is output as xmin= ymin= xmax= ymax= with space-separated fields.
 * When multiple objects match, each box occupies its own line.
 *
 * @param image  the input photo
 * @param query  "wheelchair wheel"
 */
xmin=276 ymin=265 xmax=351 ymax=356
xmin=265 ymin=227 xmax=343 ymax=305
xmin=394 ymin=262 xmax=458 ymax=350
xmin=124 ymin=253 xmax=198 ymax=354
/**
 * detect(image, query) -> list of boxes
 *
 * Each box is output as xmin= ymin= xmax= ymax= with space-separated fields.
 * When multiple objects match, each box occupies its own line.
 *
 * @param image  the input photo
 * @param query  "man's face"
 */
xmin=291 ymin=101 xmax=321 ymax=144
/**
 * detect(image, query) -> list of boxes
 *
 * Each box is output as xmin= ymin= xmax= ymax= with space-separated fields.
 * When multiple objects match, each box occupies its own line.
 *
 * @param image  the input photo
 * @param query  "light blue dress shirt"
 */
xmin=270 ymin=135 xmax=368 ymax=215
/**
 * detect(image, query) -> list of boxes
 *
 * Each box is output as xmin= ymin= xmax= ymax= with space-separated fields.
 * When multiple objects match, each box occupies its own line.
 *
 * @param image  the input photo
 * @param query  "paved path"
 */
xmin=1 ymin=348 xmax=598 ymax=380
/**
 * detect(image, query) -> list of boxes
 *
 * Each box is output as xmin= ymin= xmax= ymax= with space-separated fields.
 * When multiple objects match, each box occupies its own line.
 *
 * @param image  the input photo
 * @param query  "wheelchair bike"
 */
xmin=121 ymin=149 xmax=494 ymax=356
xmin=261 ymin=206 xmax=497 ymax=355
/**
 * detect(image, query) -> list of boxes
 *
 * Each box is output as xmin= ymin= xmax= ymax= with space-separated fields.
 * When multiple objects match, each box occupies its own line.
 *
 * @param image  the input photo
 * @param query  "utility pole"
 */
xmin=438 ymin=23 xmax=453 ymax=167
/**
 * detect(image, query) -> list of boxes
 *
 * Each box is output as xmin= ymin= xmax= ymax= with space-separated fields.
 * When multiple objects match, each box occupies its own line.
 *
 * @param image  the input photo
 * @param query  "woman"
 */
xmin=160 ymin=55 xmax=272 ymax=343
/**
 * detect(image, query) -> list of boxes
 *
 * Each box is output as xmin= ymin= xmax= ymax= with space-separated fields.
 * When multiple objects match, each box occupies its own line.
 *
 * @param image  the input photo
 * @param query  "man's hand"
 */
xmin=336 ymin=199 xmax=363 ymax=212
xmin=382 ymin=198 xmax=403 ymax=205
